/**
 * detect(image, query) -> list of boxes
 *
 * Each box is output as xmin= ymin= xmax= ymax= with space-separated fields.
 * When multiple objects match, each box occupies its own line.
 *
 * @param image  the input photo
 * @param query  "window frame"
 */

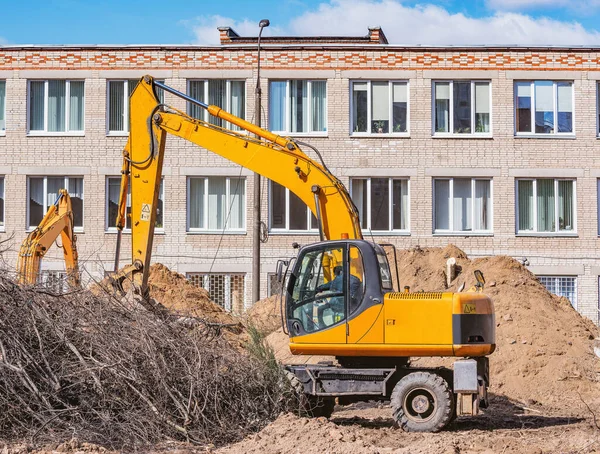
xmin=0 ymin=80 xmax=5 ymax=136
xmin=105 ymin=176 xmax=165 ymax=233
xmin=349 ymin=80 xmax=410 ymax=137
xmin=515 ymin=178 xmax=577 ymax=236
xmin=26 ymin=176 xmax=85 ymax=232
xmin=514 ymin=80 xmax=575 ymax=136
xmin=597 ymin=82 xmax=600 ymax=138
xmin=431 ymin=80 xmax=492 ymax=138
xmin=432 ymin=177 xmax=493 ymax=235
xmin=186 ymin=176 xmax=247 ymax=233
xmin=349 ymin=177 xmax=411 ymax=234
xmin=186 ymin=79 xmax=246 ymax=130
xmin=106 ymin=79 xmax=165 ymax=136
xmin=268 ymin=181 xmax=318 ymax=234
xmin=27 ymin=79 xmax=85 ymax=136
xmin=268 ymin=79 xmax=328 ymax=136
xmin=538 ymin=275 xmax=577 ymax=309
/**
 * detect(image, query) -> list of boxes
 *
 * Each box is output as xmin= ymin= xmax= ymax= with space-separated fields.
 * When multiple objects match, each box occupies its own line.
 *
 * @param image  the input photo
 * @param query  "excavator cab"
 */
xmin=286 ymin=240 xmax=391 ymax=338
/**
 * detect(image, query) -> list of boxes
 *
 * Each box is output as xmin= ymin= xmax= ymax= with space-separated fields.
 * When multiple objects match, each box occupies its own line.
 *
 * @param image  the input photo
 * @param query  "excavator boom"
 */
xmin=114 ymin=75 xmax=361 ymax=295
xmin=17 ymin=189 xmax=80 ymax=288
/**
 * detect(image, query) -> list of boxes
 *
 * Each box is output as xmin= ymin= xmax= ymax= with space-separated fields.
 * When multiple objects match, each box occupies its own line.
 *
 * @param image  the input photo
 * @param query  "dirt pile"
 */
xmin=99 ymin=263 xmax=238 ymax=326
xmin=246 ymin=295 xmax=281 ymax=334
xmin=397 ymin=246 xmax=600 ymax=411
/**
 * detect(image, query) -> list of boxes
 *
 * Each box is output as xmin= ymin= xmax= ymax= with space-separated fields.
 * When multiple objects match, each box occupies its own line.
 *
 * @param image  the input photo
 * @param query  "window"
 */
xmin=433 ymin=81 xmax=491 ymax=135
xmin=597 ymin=82 xmax=600 ymax=136
xmin=0 ymin=177 xmax=4 ymax=229
xmin=107 ymin=79 xmax=165 ymax=134
xmin=539 ymin=276 xmax=577 ymax=309
xmin=106 ymin=177 xmax=164 ymax=231
xmin=0 ymin=80 xmax=5 ymax=134
xmin=28 ymin=80 xmax=84 ymax=134
xmin=350 ymin=178 xmax=409 ymax=232
xmin=516 ymin=179 xmax=575 ymax=234
xmin=434 ymin=178 xmax=492 ymax=234
xmin=515 ymin=81 xmax=573 ymax=134
xmin=187 ymin=80 xmax=245 ymax=130
xmin=41 ymin=270 xmax=69 ymax=294
xmin=269 ymin=80 xmax=327 ymax=134
xmin=28 ymin=177 xmax=84 ymax=230
xmin=269 ymin=181 xmax=317 ymax=232
xmin=351 ymin=81 xmax=408 ymax=135
xmin=187 ymin=176 xmax=246 ymax=232
xmin=187 ymin=272 xmax=245 ymax=313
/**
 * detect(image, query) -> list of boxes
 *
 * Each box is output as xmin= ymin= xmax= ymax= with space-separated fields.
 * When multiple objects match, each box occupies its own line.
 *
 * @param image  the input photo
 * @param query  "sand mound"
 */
xmin=246 ymin=295 xmax=281 ymax=334
xmin=399 ymin=247 xmax=600 ymax=411
xmin=146 ymin=264 xmax=237 ymax=325
xmin=99 ymin=263 xmax=239 ymax=326
xmin=391 ymin=244 xmax=470 ymax=292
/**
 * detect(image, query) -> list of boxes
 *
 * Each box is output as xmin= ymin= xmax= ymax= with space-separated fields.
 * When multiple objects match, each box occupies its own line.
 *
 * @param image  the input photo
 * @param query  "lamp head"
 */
xmin=259 ymin=19 xmax=270 ymax=28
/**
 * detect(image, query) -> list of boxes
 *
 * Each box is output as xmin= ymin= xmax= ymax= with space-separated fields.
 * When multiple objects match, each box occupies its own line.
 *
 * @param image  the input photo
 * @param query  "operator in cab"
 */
xmin=315 ymin=265 xmax=363 ymax=328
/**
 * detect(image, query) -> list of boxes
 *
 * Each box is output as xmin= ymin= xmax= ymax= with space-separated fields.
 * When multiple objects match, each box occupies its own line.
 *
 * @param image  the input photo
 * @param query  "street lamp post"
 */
xmin=252 ymin=19 xmax=269 ymax=305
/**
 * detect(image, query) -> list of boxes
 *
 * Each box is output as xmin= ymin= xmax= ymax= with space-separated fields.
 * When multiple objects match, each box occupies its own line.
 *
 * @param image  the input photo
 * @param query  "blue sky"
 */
xmin=2 ymin=0 xmax=600 ymax=45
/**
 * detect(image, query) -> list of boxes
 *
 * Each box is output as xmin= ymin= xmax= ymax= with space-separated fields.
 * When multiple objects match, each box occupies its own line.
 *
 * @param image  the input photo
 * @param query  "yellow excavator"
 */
xmin=112 ymin=76 xmax=495 ymax=432
xmin=17 ymin=189 xmax=80 ymax=288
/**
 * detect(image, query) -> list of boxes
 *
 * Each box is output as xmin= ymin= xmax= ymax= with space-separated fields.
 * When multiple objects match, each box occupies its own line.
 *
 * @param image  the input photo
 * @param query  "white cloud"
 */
xmin=187 ymin=1 xmax=600 ymax=46
xmin=486 ymin=0 xmax=600 ymax=11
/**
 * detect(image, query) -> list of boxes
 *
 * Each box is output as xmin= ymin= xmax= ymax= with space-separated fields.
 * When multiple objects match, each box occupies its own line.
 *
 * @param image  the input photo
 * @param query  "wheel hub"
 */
xmin=404 ymin=387 xmax=436 ymax=422
xmin=411 ymin=395 xmax=430 ymax=414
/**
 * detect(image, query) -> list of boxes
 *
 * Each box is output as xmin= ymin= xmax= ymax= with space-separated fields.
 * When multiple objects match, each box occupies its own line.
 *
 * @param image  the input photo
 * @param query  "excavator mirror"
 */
xmin=276 ymin=259 xmax=289 ymax=283
xmin=474 ymin=270 xmax=485 ymax=289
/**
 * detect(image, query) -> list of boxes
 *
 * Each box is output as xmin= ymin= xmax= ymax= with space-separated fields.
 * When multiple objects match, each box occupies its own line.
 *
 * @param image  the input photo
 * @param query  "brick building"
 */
xmin=0 ymin=27 xmax=599 ymax=321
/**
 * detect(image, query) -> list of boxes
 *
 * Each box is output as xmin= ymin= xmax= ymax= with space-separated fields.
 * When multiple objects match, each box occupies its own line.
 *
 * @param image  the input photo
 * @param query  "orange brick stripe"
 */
xmin=1 ymin=49 xmax=600 ymax=70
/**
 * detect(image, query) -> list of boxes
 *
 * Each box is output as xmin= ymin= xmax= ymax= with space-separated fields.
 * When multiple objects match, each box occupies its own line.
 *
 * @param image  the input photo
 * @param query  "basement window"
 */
xmin=538 ymin=276 xmax=577 ymax=309
xmin=187 ymin=272 xmax=245 ymax=313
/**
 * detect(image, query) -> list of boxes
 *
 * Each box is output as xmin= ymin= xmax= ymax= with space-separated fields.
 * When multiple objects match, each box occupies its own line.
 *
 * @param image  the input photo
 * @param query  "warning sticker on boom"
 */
xmin=141 ymin=203 xmax=151 ymax=221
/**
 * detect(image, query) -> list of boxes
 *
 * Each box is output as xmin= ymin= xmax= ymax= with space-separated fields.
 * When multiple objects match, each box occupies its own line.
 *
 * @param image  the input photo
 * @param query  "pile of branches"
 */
xmin=0 ymin=276 xmax=291 ymax=449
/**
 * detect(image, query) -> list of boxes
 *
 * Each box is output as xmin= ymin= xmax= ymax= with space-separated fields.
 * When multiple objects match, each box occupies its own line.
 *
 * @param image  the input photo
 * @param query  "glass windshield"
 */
xmin=349 ymin=245 xmax=365 ymax=313
xmin=376 ymin=247 xmax=393 ymax=290
xmin=289 ymin=246 xmax=346 ymax=333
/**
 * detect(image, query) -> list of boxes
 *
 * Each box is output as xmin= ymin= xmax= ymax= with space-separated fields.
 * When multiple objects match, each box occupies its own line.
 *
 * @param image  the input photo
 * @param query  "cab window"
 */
xmin=289 ymin=246 xmax=346 ymax=333
xmin=349 ymin=245 xmax=365 ymax=313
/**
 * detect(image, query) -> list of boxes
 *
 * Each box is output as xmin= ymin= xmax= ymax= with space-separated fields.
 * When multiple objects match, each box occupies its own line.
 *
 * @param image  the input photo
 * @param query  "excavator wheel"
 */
xmin=284 ymin=370 xmax=335 ymax=418
xmin=390 ymin=371 xmax=454 ymax=433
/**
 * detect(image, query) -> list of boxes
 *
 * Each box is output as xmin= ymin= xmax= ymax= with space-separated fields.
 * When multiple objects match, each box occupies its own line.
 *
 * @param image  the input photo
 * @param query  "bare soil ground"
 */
xmin=218 ymin=400 xmax=600 ymax=454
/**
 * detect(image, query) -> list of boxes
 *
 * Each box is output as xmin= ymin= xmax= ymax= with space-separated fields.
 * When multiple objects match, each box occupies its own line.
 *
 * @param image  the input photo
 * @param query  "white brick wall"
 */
xmin=0 ymin=45 xmax=599 ymax=322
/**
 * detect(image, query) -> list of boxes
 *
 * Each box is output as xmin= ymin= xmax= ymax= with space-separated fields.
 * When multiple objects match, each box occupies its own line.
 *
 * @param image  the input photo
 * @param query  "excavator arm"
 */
xmin=113 ymin=75 xmax=361 ymax=297
xmin=17 ymin=189 xmax=80 ymax=288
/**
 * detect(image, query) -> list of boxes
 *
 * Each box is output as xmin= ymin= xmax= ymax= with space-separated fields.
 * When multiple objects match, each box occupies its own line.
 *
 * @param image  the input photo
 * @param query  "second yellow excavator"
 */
xmin=112 ymin=76 xmax=495 ymax=433
xmin=16 ymin=189 xmax=80 ymax=288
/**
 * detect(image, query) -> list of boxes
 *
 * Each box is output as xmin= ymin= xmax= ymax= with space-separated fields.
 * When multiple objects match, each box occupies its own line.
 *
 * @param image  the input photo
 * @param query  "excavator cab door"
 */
xmin=286 ymin=244 xmax=348 ymax=340
xmin=286 ymin=240 xmax=387 ymax=342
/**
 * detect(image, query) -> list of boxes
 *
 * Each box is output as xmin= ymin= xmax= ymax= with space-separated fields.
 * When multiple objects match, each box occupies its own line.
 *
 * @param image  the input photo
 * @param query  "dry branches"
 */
xmin=0 ymin=275 xmax=290 ymax=450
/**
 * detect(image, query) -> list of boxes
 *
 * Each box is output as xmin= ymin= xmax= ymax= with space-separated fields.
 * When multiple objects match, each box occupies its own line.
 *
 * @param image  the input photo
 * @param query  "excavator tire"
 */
xmin=284 ymin=370 xmax=335 ymax=418
xmin=390 ymin=371 xmax=454 ymax=433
